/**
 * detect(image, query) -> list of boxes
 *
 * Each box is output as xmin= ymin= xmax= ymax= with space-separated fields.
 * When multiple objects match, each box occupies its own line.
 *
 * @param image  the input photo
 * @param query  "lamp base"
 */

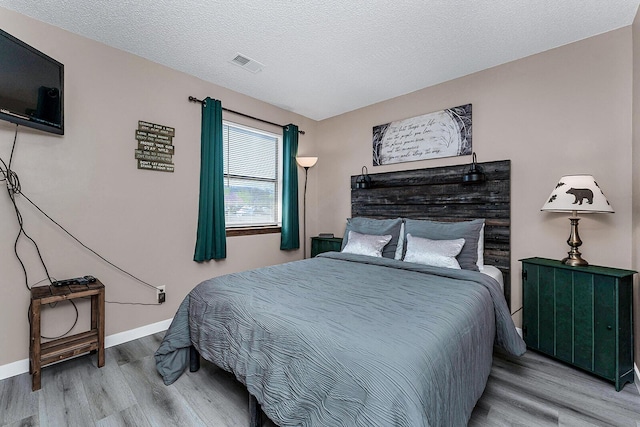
xmin=561 ymin=215 xmax=589 ymax=267
xmin=562 ymin=253 xmax=589 ymax=267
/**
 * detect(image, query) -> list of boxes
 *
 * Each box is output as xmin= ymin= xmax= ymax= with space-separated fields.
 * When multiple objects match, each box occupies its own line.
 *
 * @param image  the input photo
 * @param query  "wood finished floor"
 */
xmin=1 ymin=332 xmax=639 ymax=426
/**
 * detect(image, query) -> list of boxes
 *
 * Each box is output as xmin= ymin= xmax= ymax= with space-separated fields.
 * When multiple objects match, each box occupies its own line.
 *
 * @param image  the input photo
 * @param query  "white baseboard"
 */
xmin=0 ymin=359 xmax=30 ymax=382
xmin=0 ymin=318 xmax=172 ymax=381
xmin=516 ymin=327 xmax=523 ymax=338
xmin=104 ymin=318 xmax=172 ymax=348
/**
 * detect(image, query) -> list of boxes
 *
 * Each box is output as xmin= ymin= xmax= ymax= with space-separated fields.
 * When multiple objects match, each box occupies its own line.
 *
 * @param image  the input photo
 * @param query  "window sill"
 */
xmin=226 ymin=226 xmax=281 ymax=237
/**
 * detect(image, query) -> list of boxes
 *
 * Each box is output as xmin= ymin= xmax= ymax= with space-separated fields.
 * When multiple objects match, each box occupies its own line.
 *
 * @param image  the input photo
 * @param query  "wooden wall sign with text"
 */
xmin=135 ymin=121 xmax=175 ymax=172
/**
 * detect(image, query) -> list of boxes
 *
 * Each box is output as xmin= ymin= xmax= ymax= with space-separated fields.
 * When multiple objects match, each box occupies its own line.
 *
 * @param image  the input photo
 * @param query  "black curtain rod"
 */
xmin=188 ymin=96 xmax=305 ymax=135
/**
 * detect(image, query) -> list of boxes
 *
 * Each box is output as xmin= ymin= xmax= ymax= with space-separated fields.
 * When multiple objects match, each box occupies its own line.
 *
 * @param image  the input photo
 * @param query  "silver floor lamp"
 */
xmin=296 ymin=156 xmax=318 ymax=258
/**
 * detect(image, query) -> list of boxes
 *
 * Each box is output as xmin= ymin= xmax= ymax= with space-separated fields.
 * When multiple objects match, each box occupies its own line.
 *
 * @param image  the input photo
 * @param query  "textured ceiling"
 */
xmin=1 ymin=0 xmax=639 ymax=120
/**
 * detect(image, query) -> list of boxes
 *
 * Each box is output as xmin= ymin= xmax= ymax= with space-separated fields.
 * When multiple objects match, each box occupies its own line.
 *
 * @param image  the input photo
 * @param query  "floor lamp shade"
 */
xmin=296 ymin=157 xmax=318 ymax=168
xmin=541 ymin=174 xmax=613 ymax=266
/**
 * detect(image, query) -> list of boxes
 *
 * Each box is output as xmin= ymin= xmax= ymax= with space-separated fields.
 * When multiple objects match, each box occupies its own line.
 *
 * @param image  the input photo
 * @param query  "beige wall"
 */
xmin=0 ymin=8 xmax=317 ymax=366
xmin=315 ymin=28 xmax=634 ymax=332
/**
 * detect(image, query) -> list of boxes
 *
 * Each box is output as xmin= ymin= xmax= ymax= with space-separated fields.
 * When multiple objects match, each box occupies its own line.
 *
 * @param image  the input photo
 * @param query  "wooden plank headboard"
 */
xmin=350 ymin=160 xmax=511 ymax=306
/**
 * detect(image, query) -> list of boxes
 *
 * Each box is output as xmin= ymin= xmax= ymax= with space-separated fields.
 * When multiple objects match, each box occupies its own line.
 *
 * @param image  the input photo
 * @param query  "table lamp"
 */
xmin=541 ymin=174 xmax=613 ymax=266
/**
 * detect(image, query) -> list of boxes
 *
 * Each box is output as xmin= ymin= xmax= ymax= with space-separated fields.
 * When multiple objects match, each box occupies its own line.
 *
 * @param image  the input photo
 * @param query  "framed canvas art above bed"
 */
xmin=372 ymin=104 xmax=473 ymax=166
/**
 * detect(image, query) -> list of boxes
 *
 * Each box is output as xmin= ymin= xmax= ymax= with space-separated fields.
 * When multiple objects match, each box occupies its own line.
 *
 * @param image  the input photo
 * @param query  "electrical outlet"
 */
xmin=157 ymin=285 xmax=166 ymax=304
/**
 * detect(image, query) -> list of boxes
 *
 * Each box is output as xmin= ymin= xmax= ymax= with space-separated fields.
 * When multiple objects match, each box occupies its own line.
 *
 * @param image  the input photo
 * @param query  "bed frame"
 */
xmin=350 ymin=159 xmax=511 ymax=305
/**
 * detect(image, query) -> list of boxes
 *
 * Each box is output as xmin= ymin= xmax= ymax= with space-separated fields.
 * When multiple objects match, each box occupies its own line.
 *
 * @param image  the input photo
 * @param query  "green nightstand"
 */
xmin=311 ymin=236 xmax=343 ymax=257
xmin=521 ymin=257 xmax=636 ymax=391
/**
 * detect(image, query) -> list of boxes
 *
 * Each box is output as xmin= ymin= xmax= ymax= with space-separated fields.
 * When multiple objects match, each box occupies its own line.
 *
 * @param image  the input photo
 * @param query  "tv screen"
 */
xmin=0 ymin=29 xmax=64 ymax=135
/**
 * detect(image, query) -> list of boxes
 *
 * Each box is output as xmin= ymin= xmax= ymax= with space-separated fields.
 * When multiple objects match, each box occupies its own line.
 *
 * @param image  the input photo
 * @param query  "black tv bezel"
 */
xmin=0 ymin=29 xmax=64 ymax=136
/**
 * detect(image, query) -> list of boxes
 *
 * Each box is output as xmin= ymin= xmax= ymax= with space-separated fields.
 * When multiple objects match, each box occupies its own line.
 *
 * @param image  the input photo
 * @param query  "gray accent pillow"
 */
xmin=403 ymin=218 xmax=485 ymax=271
xmin=341 ymin=217 xmax=403 ymax=259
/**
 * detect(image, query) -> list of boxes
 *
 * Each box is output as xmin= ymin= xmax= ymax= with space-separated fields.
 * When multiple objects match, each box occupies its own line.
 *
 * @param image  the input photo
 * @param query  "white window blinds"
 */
xmin=222 ymin=122 xmax=281 ymax=227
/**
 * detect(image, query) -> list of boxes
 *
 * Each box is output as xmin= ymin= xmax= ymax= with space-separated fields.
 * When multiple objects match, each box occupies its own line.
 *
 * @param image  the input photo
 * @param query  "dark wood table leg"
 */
xmin=97 ymin=287 xmax=105 ymax=367
xmin=30 ymin=299 xmax=41 ymax=391
xmin=90 ymin=292 xmax=97 ymax=355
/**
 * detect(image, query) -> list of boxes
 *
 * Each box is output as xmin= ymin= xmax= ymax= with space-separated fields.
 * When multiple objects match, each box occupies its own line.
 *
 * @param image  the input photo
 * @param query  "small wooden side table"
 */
xmin=29 ymin=280 xmax=105 ymax=391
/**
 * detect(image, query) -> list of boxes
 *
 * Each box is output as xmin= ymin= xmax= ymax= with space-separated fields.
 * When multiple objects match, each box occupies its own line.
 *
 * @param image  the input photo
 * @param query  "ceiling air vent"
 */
xmin=230 ymin=53 xmax=264 ymax=73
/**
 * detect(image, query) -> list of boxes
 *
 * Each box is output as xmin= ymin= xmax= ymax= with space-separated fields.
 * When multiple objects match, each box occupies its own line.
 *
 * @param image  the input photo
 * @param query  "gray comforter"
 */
xmin=155 ymin=252 xmax=526 ymax=426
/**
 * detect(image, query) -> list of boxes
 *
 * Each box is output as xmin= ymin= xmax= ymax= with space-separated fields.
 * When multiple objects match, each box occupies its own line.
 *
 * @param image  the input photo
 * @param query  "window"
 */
xmin=223 ymin=121 xmax=282 ymax=230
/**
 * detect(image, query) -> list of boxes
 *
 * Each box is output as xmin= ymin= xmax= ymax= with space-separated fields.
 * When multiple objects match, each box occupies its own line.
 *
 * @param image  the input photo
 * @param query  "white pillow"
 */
xmin=394 ymin=222 xmax=405 ymax=260
xmin=477 ymin=223 xmax=485 ymax=271
xmin=341 ymin=230 xmax=392 ymax=257
xmin=403 ymin=234 xmax=465 ymax=269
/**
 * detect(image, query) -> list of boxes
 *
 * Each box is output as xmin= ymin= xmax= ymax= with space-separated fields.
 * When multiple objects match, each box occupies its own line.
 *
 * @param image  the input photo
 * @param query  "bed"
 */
xmin=155 ymin=160 xmax=526 ymax=426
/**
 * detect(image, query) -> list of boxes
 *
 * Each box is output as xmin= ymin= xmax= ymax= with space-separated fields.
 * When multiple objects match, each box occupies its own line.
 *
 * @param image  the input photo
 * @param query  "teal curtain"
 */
xmin=194 ymin=97 xmax=226 ymax=261
xmin=280 ymin=124 xmax=299 ymax=250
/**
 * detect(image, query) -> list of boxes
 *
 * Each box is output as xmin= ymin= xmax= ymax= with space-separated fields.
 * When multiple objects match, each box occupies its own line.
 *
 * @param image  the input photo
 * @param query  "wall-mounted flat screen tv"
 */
xmin=0 ymin=29 xmax=64 ymax=135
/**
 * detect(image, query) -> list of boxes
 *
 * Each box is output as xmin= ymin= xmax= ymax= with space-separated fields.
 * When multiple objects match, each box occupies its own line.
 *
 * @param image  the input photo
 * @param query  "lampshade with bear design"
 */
xmin=541 ymin=174 xmax=614 ymax=213
xmin=541 ymin=174 xmax=613 ymax=266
